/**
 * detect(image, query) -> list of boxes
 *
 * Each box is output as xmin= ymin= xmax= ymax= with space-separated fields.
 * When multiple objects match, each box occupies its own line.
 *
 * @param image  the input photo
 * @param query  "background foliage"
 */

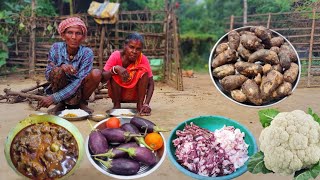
xmin=0 ymin=0 xmax=56 ymax=72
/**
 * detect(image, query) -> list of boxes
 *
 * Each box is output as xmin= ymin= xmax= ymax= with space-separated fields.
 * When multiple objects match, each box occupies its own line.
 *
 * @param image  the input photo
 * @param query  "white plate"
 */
xmin=57 ymin=109 xmax=90 ymax=121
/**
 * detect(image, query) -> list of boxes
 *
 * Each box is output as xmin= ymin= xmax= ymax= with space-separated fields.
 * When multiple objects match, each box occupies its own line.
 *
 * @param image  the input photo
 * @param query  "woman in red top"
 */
xmin=102 ymin=33 xmax=154 ymax=116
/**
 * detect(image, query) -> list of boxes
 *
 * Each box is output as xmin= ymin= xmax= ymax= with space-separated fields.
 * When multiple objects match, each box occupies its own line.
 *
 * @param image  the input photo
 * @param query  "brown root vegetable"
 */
xmin=270 ymin=46 xmax=280 ymax=54
xmin=263 ymin=64 xmax=272 ymax=75
xmin=272 ymin=64 xmax=283 ymax=73
xmin=284 ymin=63 xmax=299 ymax=84
xmin=280 ymin=43 xmax=298 ymax=62
xmin=239 ymin=31 xmax=256 ymax=36
xmin=240 ymin=34 xmax=264 ymax=51
xmin=212 ymin=49 xmax=238 ymax=68
xmin=248 ymin=49 xmax=279 ymax=65
xmin=235 ymin=61 xmax=263 ymax=77
xmin=270 ymin=36 xmax=284 ymax=47
xmin=251 ymin=26 xmax=272 ymax=48
xmin=212 ymin=64 xmax=235 ymax=78
xmin=254 ymin=73 xmax=262 ymax=85
xmin=220 ymin=74 xmax=248 ymax=91
xmin=271 ymin=81 xmax=292 ymax=99
xmin=241 ymin=79 xmax=263 ymax=105
xmin=260 ymin=70 xmax=284 ymax=99
xmin=228 ymin=30 xmax=240 ymax=50
xmin=212 ymin=26 xmax=299 ymax=106
xmin=278 ymin=51 xmax=291 ymax=70
xmin=251 ymin=26 xmax=271 ymax=41
xmin=231 ymin=90 xmax=247 ymax=103
xmin=237 ymin=43 xmax=251 ymax=61
xmin=215 ymin=43 xmax=229 ymax=55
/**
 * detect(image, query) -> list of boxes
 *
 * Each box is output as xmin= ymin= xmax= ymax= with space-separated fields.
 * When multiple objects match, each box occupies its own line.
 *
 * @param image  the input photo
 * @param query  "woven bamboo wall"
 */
xmin=5 ymin=11 xmax=165 ymax=70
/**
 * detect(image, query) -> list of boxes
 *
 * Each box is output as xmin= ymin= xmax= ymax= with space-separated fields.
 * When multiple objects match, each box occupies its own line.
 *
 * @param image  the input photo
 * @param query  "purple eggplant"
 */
xmin=130 ymin=117 xmax=170 ymax=133
xmin=89 ymin=130 xmax=108 ymax=155
xmin=121 ymin=123 xmax=153 ymax=151
xmin=121 ymin=123 xmax=141 ymax=134
xmin=92 ymin=142 xmax=139 ymax=159
xmin=100 ymin=128 xmax=141 ymax=144
xmin=95 ymin=157 xmax=140 ymax=175
xmin=117 ymin=147 xmax=157 ymax=166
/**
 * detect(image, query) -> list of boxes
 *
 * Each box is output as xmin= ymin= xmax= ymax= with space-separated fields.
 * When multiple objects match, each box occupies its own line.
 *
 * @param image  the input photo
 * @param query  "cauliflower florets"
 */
xmin=259 ymin=110 xmax=320 ymax=175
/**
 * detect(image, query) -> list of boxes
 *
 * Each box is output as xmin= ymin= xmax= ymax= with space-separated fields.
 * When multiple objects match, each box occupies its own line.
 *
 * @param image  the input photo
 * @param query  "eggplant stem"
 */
xmin=92 ymin=149 xmax=113 ymax=158
xmin=94 ymin=157 xmax=111 ymax=168
xmin=134 ymin=137 xmax=154 ymax=151
xmin=117 ymin=147 xmax=136 ymax=157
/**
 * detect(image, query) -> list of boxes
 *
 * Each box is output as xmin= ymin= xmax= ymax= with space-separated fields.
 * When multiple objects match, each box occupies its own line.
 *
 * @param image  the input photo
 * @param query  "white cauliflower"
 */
xmin=259 ymin=110 xmax=320 ymax=175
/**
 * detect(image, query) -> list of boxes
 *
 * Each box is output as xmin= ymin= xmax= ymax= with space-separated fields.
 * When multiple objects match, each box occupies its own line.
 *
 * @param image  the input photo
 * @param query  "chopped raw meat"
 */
xmin=172 ymin=123 xmax=249 ymax=177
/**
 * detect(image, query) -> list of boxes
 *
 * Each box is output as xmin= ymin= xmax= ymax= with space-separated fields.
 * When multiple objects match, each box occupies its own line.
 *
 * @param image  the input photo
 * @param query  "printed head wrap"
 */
xmin=58 ymin=17 xmax=87 ymax=37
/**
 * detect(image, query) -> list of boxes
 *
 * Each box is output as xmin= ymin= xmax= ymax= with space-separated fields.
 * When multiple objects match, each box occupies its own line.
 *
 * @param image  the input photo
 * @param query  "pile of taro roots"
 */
xmin=212 ymin=26 xmax=299 ymax=105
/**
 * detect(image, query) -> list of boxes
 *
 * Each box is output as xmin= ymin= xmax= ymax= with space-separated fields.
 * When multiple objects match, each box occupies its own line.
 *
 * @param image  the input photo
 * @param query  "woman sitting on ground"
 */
xmin=38 ymin=17 xmax=101 ymax=114
xmin=102 ymin=32 xmax=154 ymax=116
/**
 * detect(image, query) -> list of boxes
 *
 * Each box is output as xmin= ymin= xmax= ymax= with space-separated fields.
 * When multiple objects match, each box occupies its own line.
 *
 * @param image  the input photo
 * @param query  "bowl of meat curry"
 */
xmin=4 ymin=114 xmax=84 ymax=179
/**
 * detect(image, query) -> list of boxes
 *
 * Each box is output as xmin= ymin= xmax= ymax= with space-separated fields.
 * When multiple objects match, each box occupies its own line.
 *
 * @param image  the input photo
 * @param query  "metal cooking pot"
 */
xmin=4 ymin=115 xmax=84 ymax=179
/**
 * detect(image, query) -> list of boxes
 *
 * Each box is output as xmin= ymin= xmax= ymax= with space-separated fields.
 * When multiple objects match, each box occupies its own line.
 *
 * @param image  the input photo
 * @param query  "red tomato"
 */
xmin=105 ymin=117 xmax=121 ymax=128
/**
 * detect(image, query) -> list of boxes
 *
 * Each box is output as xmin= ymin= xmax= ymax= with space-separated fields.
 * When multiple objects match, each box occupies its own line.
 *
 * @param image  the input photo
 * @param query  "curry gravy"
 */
xmin=10 ymin=122 xmax=78 ymax=179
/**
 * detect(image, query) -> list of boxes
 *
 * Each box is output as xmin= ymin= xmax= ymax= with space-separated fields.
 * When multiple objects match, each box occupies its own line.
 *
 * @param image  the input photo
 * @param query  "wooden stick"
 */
xmin=0 ymin=95 xmax=8 ymax=101
xmin=267 ymin=13 xmax=271 ymax=28
xmin=97 ymin=89 xmax=108 ymax=94
xmin=307 ymin=9 xmax=316 ymax=87
xmin=4 ymin=88 xmax=44 ymax=100
xmin=21 ymin=82 xmax=49 ymax=93
xmin=230 ymin=15 xmax=234 ymax=31
xmin=98 ymin=25 xmax=106 ymax=69
xmin=95 ymin=94 xmax=108 ymax=99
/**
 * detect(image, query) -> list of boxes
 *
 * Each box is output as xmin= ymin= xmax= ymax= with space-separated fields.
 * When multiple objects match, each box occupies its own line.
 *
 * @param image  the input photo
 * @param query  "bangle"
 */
xmin=112 ymin=66 xmax=118 ymax=74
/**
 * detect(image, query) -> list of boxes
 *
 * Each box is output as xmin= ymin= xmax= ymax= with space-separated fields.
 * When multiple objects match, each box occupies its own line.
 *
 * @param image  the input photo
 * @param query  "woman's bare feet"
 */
xmin=47 ymin=102 xmax=65 ymax=115
xmin=79 ymin=101 xmax=93 ymax=114
xmin=113 ymin=102 xmax=121 ymax=109
xmin=138 ymin=104 xmax=151 ymax=116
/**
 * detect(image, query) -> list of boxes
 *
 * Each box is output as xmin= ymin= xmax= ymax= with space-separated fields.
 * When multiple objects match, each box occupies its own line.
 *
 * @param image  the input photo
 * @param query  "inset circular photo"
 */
xmin=209 ymin=26 xmax=301 ymax=107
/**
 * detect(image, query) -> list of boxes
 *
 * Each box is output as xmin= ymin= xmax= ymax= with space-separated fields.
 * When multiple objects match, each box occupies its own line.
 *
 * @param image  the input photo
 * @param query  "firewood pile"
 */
xmin=0 ymin=81 xmax=109 ymax=110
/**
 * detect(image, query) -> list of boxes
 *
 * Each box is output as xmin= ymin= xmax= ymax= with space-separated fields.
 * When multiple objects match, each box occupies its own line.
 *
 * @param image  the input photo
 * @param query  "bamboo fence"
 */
xmin=2 ymin=8 xmax=183 ymax=91
xmin=228 ymin=10 xmax=320 ymax=87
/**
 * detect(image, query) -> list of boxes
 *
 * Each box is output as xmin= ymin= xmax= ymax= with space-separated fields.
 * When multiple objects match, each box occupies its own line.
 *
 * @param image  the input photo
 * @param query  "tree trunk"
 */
xmin=243 ymin=0 xmax=247 ymax=25
xmin=58 ymin=0 xmax=64 ymax=15
xmin=29 ymin=0 xmax=36 ymax=77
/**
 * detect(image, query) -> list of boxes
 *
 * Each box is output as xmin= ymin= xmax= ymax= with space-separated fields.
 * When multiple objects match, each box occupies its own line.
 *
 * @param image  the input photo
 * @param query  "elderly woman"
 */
xmin=38 ymin=17 xmax=101 ymax=114
xmin=102 ymin=32 xmax=154 ymax=116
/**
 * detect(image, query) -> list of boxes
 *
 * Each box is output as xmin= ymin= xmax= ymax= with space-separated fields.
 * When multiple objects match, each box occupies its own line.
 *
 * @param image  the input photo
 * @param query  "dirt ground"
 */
xmin=1 ymin=72 xmax=319 ymax=180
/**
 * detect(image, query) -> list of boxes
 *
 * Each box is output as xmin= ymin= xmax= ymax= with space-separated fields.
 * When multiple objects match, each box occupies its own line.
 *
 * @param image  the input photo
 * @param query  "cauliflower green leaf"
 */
xmin=294 ymin=162 xmax=320 ymax=180
xmin=258 ymin=109 xmax=280 ymax=128
xmin=308 ymin=108 xmax=320 ymax=125
xmin=248 ymin=151 xmax=273 ymax=174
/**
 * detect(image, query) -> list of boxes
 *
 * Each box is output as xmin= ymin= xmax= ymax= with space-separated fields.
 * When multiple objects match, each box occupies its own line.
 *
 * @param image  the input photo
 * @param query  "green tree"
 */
xmin=177 ymin=0 xmax=243 ymax=70
xmin=0 ymin=0 xmax=57 ymax=70
xmin=247 ymin=0 xmax=293 ymax=14
xmin=119 ymin=0 xmax=164 ymax=11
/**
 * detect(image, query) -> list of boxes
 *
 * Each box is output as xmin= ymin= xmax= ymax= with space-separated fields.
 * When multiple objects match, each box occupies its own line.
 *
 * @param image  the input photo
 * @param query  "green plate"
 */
xmin=4 ymin=115 xmax=84 ymax=179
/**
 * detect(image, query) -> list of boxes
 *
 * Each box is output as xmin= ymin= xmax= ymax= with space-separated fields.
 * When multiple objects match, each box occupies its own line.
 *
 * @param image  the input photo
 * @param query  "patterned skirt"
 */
xmin=48 ymin=67 xmax=82 ymax=105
